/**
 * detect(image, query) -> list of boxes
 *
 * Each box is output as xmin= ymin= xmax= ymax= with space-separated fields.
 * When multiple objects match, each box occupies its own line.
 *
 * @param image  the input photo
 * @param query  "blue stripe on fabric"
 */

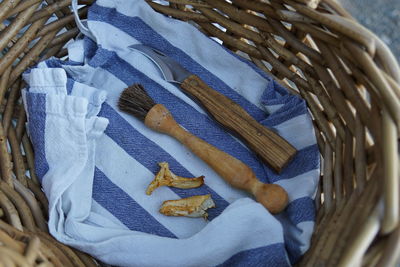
xmin=260 ymin=82 xmax=308 ymax=127
xmin=86 ymin=46 xmax=267 ymax=181
xmin=261 ymin=80 xmax=297 ymax=107
xmin=285 ymin=235 xmax=303 ymax=264
xmin=286 ymin=197 xmax=315 ymax=224
xmin=88 ymin=3 xmax=266 ymax=121
xmin=262 ymin=103 xmax=306 ymax=128
xmin=84 ymin=38 xmax=99 ymax=62
xmin=98 ymin=103 xmax=229 ymax=219
xmin=264 ymin=144 xmax=320 ymax=183
xmin=264 ymin=105 xmax=307 ymax=128
xmin=45 ymin=58 xmax=81 ymax=68
xmin=218 ymin=243 xmax=290 ymax=267
xmin=84 ymin=38 xmax=97 ymax=60
xmin=26 ymin=92 xmax=49 ymax=182
xmin=66 ymin=78 xmax=74 ymax=94
xmin=279 ymin=198 xmax=315 ymax=264
xmin=93 ymin=167 xmax=177 ymax=238
xmin=68 ymin=59 xmax=82 ymax=65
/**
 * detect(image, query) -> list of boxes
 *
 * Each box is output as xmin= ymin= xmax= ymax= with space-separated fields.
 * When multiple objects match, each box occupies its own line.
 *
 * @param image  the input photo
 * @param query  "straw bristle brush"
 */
xmin=118 ymin=84 xmax=289 ymax=214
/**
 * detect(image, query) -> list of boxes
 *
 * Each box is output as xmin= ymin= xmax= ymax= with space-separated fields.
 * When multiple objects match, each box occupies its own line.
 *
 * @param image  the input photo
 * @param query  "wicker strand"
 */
xmin=0 ymin=16 xmax=49 ymax=75
xmin=49 ymin=28 xmax=80 ymax=48
xmin=0 ymin=182 xmax=36 ymax=232
xmin=26 ymin=180 xmax=48 ymax=219
xmin=0 ymin=123 xmax=13 ymax=188
xmin=0 ymin=3 xmax=42 ymax=52
xmin=338 ymin=203 xmax=382 ymax=267
xmin=35 ymin=232 xmax=78 ymax=267
xmin=381 ymin=109 xmax=399 ymax=234
xmin=0 ymin=229 xmax=25 ymax=253
xmin=376 ymin=224 xmax=400 ymax=266
xmin=12 ymin=180 xmax=47 ymax=233
xmin=0 ymin=246 xmax=31 ymax=267
xmin=322 ymin=142 xmax=333 ymax=212
xmin=146 ymin=1 xmax=209 ymax=22
xmin=344 ymin=41 xmax=400 ymax=130
xmin=361 ymin=238 xmax=386 ymax=267
xmin=0 ymin=191 xmax=23 ymax=231
xmin=44 ymin=0 xmax=75 ymax=30
xmin=37 ymin=6 xmax=89 ymax=38
xmin=8 ymin=127 xmax=28 ymax=188
xmin=22 ymin=135 xmax=39 ymax=184
xmin=9 ymin=30 xmax=58 ymax=86
xmin=37 ymin=234 xmax=87 ymax=267
xmin=15 ymin=105 xmax=26 ymax=143
xmin=0 ymin=0 xmax=23 ymax=22
xmin=205 ymin=0 xmax=274 ymax=32
xmin=24 ymin=236 xmax=41 ymax=265
xmin=354 ymin=114 xmax=366 ymax=192
xmin=334 ymin=136 xmax=343 ymax=203
xmin=5 ymin=0 xmax=42 ymax=19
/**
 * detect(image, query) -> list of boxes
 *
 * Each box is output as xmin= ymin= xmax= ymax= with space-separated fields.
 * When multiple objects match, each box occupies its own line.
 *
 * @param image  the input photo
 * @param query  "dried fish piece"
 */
xmin=159 ymin=194 xmax=215 ymax=219
xmin=146 ymin=162 xmax=204 ymax=195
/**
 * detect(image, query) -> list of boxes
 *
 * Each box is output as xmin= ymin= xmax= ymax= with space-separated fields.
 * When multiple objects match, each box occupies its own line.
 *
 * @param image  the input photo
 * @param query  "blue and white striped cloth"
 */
xmin=22 ymin=1 xmax=320 ymax=266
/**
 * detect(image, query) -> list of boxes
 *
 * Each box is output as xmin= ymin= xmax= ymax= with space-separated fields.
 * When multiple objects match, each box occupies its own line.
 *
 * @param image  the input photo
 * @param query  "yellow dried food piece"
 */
xmin=159 ymin=194 xmax=215 ymax=219
xmin=146 ymin=162 xmax=204 ymax=195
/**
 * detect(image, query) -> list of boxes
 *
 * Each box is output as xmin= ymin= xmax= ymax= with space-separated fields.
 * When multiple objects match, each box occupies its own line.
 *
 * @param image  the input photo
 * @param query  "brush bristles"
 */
xmin=118 ymin=84 xmax=156 ymax=121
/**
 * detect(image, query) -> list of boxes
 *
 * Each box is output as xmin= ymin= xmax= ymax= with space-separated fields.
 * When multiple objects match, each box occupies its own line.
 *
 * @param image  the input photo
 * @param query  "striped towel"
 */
xmin=23 ymin=0 xmax=320 ymax=266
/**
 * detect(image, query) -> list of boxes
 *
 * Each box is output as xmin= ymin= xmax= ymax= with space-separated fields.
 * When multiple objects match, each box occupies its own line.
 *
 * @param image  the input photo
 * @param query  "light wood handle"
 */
xmin=145 ymin=104 xmax=289 ymax=214
xmin=181 ymin=75 xmax=297 ymax=173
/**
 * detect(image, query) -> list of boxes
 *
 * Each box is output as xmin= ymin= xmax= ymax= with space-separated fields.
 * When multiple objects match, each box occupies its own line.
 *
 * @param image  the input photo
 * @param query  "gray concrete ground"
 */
xmin=339 ymin=0 xmax=400 ymax=60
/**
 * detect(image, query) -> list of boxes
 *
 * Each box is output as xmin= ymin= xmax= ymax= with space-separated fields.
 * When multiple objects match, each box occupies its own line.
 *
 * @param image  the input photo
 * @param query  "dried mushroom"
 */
xmin=159 ymin=194 xmax=215 ymax=219
xmin=146 ymin=162 xmax=204 ymax=195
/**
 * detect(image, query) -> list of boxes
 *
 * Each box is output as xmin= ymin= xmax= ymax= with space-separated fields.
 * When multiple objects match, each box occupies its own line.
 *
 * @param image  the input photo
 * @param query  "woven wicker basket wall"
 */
xmin=0 ymin=0 xmax=399 ymax=266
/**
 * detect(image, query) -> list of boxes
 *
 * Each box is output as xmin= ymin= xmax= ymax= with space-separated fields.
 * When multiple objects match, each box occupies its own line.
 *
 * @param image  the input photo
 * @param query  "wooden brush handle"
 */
xmin=180 ymin=75 xmax=297 ymax=173
xmin=145 ymin=104 xmax=289 ymax=214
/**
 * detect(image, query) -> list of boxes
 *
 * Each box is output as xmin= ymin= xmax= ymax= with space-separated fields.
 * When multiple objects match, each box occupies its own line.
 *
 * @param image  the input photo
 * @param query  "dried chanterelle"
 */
xmin=146 ymin=162 xmax=204 ymax=195
xmin=159 ymin=194 xmax=215 ymax=219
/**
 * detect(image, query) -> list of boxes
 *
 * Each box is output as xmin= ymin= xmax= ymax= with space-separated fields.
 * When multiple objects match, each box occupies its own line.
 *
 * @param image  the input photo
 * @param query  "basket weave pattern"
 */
xmin=0 ymin=0 xmax=399 ymax=266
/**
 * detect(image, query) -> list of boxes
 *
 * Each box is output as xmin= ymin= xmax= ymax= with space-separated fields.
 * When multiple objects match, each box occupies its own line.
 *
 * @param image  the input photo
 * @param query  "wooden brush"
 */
xmin=118 ymin=84 xmax=289 ymax=214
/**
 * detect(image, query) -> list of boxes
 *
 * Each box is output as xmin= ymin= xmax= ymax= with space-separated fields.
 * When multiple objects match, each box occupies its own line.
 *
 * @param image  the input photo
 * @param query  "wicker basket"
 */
xmin=0 ymin=0 xmax=399 ymax=266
